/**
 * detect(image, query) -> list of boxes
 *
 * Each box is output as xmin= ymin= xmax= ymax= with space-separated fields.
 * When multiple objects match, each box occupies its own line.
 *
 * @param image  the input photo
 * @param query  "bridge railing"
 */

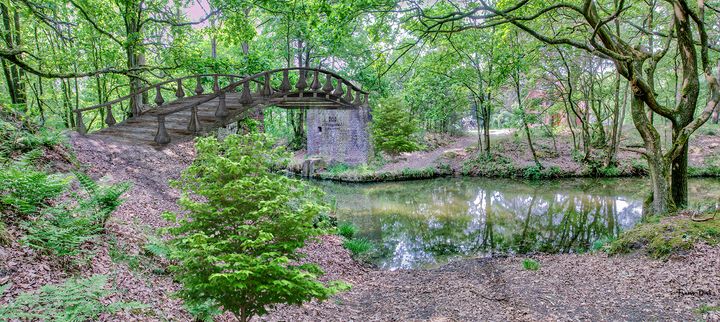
xmin=75 ymin=68 xmax=370 ymax=145
xmin=73 ymin=74 xmax=246 ymax=135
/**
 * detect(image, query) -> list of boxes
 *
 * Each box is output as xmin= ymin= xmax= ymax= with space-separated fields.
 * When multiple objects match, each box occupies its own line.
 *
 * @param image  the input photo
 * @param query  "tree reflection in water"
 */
xmin=316 ymin=177 xmax=720 ymax=270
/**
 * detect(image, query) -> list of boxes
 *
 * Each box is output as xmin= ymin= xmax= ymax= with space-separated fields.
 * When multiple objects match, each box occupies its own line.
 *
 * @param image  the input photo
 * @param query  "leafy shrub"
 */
xmin=521 ymin=258 xmax=540 ymax=271
xmin=590 ymin=236 xmax=616 ymax=252
xmin=599 ymin=165 xmax=622 ymax=177
xmin=312 ymin=213 xmax=337 ymax=229
xmin=630 ymin=158 xmax=648 ymax=174
xmin=523 ymin=165 xmax=543 ymax=180
xmin=370 ymin=97 xmax=421 ymax=155
xmin=166 ymin=134 xmax=347 ymax=322
xmin=0 ymin=165 xmax=68 ymax=218
xmin=22 ymin=174 xmax=130 ymax=258
xmin=0 ymin=275 xmax=145 ymax=320
xmin=337 ymin=222 xmax=357 ymax=239
xmin=343 ymin=238 xmax=373 ymax=256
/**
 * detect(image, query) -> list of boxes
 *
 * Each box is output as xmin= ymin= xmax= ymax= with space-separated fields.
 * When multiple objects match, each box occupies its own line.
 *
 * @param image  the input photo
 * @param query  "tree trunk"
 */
xmin=473 ymin=98 xmax=483 ymax=153
xmin=630 ymin=92 xmax=673 ymax=215
xmin=670 ymin=139 xmax=689 ymax=208
xmin=1 ymin=3 xmax=25 ymax=106
xmin=515 ymin=78 xmax=541 ymax=168
xmin=605 ymin=73 xmax=622 ymax=166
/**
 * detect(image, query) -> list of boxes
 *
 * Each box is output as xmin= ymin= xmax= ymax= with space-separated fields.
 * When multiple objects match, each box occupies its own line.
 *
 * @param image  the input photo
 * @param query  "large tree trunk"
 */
xmin=645 ymin=153 xmax=673 ymax=216
xmin=670 ymin=140 xmax=689 ymax=208
xmin=630 ymin=91 xmax=674 ymax=215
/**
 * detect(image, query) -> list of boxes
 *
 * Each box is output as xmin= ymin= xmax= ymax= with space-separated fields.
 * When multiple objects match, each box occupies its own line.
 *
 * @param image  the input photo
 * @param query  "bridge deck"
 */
xmin=93 ymin=92 xmax=352 ymax=146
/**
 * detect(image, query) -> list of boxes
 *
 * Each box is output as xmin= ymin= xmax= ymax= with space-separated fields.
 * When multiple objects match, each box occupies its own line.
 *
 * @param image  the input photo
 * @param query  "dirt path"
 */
xmin=266 ymin=244 xmax=720 ymax=321
xmin=380 ymin=135 xmax=477 ymax=172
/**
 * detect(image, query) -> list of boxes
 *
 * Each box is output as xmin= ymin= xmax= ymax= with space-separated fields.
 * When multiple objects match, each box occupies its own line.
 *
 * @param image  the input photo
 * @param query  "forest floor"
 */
xmin=298 ymin=124 xmax=720 ymax=181
xmin=2 ymin=132 xmax=719 ymax=321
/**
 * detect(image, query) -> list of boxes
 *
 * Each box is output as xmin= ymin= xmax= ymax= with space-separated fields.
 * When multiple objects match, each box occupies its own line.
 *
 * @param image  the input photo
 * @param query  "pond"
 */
xmin=315 ymin=177 xmax=720 ymax=270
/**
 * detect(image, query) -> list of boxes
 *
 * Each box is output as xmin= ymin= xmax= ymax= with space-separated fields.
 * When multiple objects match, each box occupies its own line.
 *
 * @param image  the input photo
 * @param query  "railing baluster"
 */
xmin=296 ymin=69 xmax=308 ymax=91
xmin=240 ymin=81 xmax=253 ymax=105
xmin=262 ymin=73 xmax=272 ymax=97
xmin=105 ymin=105 xmax=116 ymax=126
xmin=176 ymin=79 xmax=185 ymax=98
xmin=322 ymin=73 xmax=334 ymax=94
xmin=310 ymin=70 xmax=321 ymax=96
xmin=76 ymin=110 xmax=86 ymax=135
xmin=345 ymin=86 xmax=353 ymax=102
xmin=279 ymin=70 xmax=291 ymax=93
xmin=188 ymin=106 xmax=200 ymax=134
xmin=155 ymin=115 xmax=171 ymax=144
xmin=230 ymin=75 xmax=235 ymax=84
xmin=195 ymin=76 xmax=204 ymax=95
xmin=215 ymin=92 xmax=228 ymax=119
xmin=363 ymin=93 xmax=369 ymax=106
xmin=353 ymin=89 xmax=363 ymax=105
xmin=154 ymin=85 xmax=164 ymax=106
xmin=256 ymin=81 xmax=262 ymax=95
xmin=213 ymin=75 xmax=220 ymax=92
xmin=332 ymin=79 xmax=344 ymax=98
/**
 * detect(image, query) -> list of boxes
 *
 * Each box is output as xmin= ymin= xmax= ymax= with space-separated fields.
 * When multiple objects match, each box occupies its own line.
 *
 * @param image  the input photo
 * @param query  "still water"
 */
xmin=315 ymin=177 xmax=720 ymax=270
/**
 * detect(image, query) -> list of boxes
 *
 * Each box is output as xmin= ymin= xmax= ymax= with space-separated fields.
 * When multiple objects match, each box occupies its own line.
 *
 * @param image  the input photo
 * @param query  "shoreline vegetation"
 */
xmin=291 ymin=160 xmax=720 ymax=183
xmin=289 ymin=130 xmax=720 ymax=182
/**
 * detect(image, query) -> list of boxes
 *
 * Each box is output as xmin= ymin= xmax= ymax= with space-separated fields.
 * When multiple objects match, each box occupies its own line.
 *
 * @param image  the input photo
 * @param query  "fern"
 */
xmin=22 ymin=174 xmax=130 ymax=258
xmin=22 ymin=204 xmax=102 ymax=257
xmin=0 ymin=275 xmax=146 ymax=321
xmin=92 ymin=182 xmax=131 ymax=218
xmin=13 ymin=149 xmax=44 ymax=167
xmin=143 ymin=235 xmax=171 ymax=259
xmin=0 ymin=165 xmax=68 ymax=218
xmin=74 ymin=171 xmax=98 ymax=194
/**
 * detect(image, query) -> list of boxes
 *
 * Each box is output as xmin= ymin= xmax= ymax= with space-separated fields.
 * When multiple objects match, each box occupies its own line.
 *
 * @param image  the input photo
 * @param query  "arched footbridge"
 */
xmin=73 ymin=68 xmax=370 ymax=145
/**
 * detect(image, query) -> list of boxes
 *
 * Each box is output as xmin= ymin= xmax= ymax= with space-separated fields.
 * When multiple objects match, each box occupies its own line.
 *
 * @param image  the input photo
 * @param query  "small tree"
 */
xmin=165 ymin=133 xmax=346 ymax=322
xmin=371 ymin=97 xmax=421 ymax=155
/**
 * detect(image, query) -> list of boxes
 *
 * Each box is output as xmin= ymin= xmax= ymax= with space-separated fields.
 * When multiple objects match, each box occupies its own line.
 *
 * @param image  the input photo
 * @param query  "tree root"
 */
xmin=691 ymin=212 xmax=717 ymax=222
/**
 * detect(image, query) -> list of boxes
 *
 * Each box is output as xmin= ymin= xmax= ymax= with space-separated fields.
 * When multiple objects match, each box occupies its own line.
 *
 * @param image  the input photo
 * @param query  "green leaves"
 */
xmin=21 ymin=173 xmax=130 ymax=259
xmin=0 ymin=275 xmax=146 ymax=321
xmin=0 ymin=166 xmax=69 ymax=217
xmin=371 ymin=97 xmax=422 ymax=155
xmin=167 ymin=133 xmax=344 ymax=321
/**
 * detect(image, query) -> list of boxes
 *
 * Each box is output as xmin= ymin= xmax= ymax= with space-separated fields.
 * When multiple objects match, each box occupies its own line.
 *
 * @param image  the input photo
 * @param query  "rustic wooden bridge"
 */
xmin=73 ymin=68 xmax=369 ymax=145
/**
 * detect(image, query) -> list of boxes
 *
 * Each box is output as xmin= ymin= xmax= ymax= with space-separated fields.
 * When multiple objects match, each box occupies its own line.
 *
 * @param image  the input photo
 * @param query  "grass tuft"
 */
xmin=522 ymin=258 xmax=540 ymax=271
xmin=337 ymin=222 xmax=357 ymax=239
xmin=343 ymin=238 xmax=373 ymax=256
xmin=696 ymin=304 xmax=720 ymax=314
